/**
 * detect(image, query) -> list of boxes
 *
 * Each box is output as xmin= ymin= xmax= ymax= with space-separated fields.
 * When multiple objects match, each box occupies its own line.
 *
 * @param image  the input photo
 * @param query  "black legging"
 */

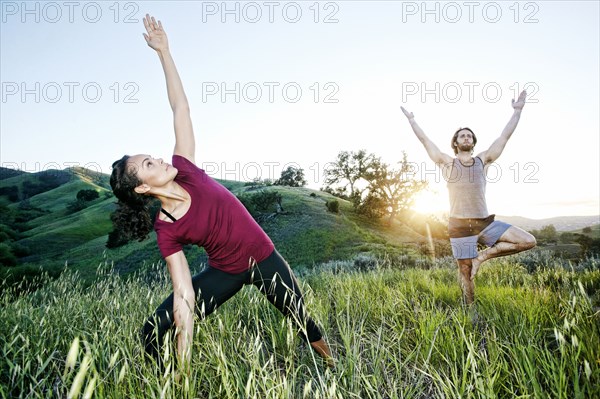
xmin=142 ymin=249 xmax=322 ymax=363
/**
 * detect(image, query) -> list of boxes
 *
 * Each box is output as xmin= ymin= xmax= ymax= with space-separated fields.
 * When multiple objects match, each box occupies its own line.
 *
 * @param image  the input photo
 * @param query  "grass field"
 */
xmin=1 ymin=252 xmax=599 ymax=398
xmin=2 ymin=168 xmax=599 ymax=397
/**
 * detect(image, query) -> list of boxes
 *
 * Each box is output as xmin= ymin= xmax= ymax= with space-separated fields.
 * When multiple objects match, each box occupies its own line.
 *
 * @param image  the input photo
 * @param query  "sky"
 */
xmin=1 ymin=0 xmax=599 ymax=219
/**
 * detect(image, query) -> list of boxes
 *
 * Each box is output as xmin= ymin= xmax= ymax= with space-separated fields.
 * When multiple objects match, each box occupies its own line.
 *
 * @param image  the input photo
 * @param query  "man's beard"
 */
xmin=458 ymin=143 xmax=474 ymax=152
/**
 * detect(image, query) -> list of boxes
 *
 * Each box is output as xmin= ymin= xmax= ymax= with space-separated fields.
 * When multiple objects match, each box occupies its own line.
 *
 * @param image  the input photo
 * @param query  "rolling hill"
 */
xmin=497 ymin=215 xmax=600 ymax=232
xmin=0 ymin=167 xmax=433 ymax=284
xmin=1 ymin=166 xmax=598 ymax=285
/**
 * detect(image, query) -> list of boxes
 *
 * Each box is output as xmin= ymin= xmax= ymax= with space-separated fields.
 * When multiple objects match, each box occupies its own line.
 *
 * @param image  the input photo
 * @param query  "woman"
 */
xmin=110 ymin=14 xmax=333 ymax=371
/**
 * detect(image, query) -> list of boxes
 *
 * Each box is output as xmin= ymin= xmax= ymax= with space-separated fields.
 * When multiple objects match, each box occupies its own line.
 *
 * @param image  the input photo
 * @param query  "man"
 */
xmin=401 ymin=90 xmax=536 ymax=304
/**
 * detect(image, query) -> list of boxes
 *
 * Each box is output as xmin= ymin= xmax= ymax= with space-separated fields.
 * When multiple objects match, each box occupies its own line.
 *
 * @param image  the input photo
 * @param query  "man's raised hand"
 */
xmin=512 ymin=90 xmax=527 ymax=111
xmin=401 ymin=106 xmax=414 ymax=120
xmin=143 ymin=14 xmax=169 ymax=53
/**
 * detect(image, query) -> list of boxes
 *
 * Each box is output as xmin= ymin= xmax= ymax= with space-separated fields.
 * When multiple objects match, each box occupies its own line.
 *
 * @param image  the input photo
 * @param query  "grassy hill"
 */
xmin=0 ymin=167 xmax=116 ymax=281
xmin=2 ymin=166 xmax=598 ymax=288
xmin=498 ymin=215 xmax=600 ymax=232
xmin=571 ymin=223 xmax=600 ymax=239
xmin=0 ymin=167 xmax=437 ymax=286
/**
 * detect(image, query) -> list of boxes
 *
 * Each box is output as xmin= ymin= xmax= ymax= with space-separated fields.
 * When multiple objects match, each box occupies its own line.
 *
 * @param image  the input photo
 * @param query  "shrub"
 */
xmin=106 ymin=229 xmax=129 ymax=249
xmin=575 ymin=234 xmax=600 ymax=257
xmin=14 ymin=202 xmax=47 ymax=223
xmin=417 ymin=240 xmax=453 ymax=259
xmin=357 ymin=194 xmax=386 ymax=218
xmin=237 ymin=190 xmax=282 ymax=217
xmin=236 ymin=193 xmax=256 ymax=215
xmin=76 ymin=189 xmax=100 ymax=202
xmin=325 ymin=199 xmax=339 ymax=213
xmin=11 ymin=243 xmax=30 ymax=257
xmin=254 ymin=191 xmax=281 ymax=212
xmin=0 ymin=243 xmax=17 ymax=266
xmin=0 ymin=185 xmax=19 ymax=202
xmin=66 ymin=199 xmax=88 ymax=214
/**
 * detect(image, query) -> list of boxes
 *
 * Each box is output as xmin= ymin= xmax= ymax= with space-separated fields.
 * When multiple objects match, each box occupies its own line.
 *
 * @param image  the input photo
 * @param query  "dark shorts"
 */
xmin=448 ymin=215 xmax=512 ymax=259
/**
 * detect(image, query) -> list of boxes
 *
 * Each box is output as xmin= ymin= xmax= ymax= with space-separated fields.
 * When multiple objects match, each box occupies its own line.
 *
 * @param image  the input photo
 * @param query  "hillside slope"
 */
xmin=2 ymin=167 xmax=598 ymax=285
xmin=497 ymin=215 xmax=600 ymax=232
xmin=0 ymin=167 xmax=433 ymax=283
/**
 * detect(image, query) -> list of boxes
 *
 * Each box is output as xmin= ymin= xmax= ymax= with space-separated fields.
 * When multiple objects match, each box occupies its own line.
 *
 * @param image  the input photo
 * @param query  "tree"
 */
xmin=324 ymin=150 xmax=426 ymax=223
xmin=365 ymin=152 xmax=427 ymax=224
xmin=539 ymin=224 xmax=558 ymax=244
xmin=582 ymin=226 xmax=592 ymax=234
xmin=559 ymin=232 xmax=574 ymax=244
xmin=575 ymin=234 xmax=600 ymax=256
xmin=275 ymin=166 xmax=307 ymax=187
xmin=323 ymin=150 xmax=380 ymax=205
xmin=236 ymin=190 xmax=283 ymax=221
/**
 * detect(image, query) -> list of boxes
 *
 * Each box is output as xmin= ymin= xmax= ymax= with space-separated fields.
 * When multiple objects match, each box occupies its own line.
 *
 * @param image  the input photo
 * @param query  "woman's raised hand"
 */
xmin=511 ymin=90 xmax=527 ymax=111
xmin=143 ymin=14 xmax=169 ymax=53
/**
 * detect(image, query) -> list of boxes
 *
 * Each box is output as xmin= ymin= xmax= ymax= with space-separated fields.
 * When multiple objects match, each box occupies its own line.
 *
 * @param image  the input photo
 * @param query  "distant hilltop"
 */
xmin=496 ymin=215 xmax=600 ymax=232
xmin=1 ymin=165 xmax=598 ymax=236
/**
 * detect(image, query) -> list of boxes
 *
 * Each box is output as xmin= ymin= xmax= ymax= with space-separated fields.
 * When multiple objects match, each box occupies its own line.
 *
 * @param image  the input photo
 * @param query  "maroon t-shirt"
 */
xmin=155 ymin=155 xmax=274 ymax=274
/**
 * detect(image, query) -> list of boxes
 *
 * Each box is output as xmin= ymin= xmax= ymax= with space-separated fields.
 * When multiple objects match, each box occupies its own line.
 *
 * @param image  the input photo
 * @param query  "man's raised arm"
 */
xmin=478 ymin=90 xmax=527 ymax=164
xmin=401 ymin=106 xmax=453 ymax=165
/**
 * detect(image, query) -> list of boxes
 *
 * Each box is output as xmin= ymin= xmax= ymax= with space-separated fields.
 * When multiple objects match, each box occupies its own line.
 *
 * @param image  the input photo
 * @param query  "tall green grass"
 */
xmin=1 ymin=254 xmax=599 ymax=398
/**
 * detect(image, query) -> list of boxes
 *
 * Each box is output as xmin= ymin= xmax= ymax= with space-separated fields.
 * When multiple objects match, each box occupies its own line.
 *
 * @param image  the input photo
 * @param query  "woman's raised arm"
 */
xmin=143 ymin=14 xmax=195 ymax=163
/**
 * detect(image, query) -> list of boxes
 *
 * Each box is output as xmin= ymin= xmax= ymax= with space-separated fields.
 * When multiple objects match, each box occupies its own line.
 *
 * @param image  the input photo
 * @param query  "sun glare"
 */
xmin=411 ymin=189 xmax=446 ymax=215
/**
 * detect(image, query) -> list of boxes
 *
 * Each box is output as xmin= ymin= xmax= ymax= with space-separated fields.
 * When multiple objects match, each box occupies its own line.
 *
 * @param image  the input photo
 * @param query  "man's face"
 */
xmin=455 ymin=130 xmax=474 ymax=152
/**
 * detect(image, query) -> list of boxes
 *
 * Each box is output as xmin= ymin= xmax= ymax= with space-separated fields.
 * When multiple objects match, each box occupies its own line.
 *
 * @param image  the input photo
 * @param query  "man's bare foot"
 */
xmin=470 ymin=256 xmax=484 ymax=280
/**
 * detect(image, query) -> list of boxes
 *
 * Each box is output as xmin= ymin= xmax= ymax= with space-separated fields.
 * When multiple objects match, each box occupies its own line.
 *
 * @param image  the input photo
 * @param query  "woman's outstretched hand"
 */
xmin=143 ymin=14 xmax=169 ymax=53
xmin=512 ymin=90 xmax=527 ymax=111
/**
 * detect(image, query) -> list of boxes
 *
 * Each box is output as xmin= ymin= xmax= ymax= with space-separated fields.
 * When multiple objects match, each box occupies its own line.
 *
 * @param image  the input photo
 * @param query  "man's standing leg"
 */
xmin=457 ymin=259 xmax=475 ymax=304
xmin=450 ymin=237 xmax=479 ymax=305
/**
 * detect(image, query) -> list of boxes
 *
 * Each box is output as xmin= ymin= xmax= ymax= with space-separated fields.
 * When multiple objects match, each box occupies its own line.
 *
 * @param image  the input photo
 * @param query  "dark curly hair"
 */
xmin=108 ymin=155 xmax=155 ymax=245
xmin=451 ymin=127 xmax=477 ymax=155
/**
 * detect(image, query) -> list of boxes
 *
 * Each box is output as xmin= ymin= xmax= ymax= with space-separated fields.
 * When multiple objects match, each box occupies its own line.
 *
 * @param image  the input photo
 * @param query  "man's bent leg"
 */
xmin=457 ymin=258 xmax=475 ymax=305
xmin=471 ymin=226 xmax=536 ymax=280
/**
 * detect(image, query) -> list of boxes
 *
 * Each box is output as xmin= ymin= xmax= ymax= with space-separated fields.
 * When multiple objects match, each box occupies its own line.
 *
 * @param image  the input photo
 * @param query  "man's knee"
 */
xmin=520 ymin=232 xmax=537 ymax=250
xmin=526 ymin=237 xmax=537 ymax=249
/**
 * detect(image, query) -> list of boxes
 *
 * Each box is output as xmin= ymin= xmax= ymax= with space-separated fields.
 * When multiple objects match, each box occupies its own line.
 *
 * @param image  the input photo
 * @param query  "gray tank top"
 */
xmin=446 ymin=157 xmax=489 ymax=218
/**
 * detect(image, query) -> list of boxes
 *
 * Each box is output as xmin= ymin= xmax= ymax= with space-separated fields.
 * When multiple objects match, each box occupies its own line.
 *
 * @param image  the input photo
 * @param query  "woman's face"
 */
xmin=127 ymin=154 xmax=178 ymax=191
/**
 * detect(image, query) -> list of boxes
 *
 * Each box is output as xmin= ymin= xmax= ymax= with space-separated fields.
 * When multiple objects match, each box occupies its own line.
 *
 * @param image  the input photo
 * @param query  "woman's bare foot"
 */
xmin=310 ymin=338 xmax=335 ymax=368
